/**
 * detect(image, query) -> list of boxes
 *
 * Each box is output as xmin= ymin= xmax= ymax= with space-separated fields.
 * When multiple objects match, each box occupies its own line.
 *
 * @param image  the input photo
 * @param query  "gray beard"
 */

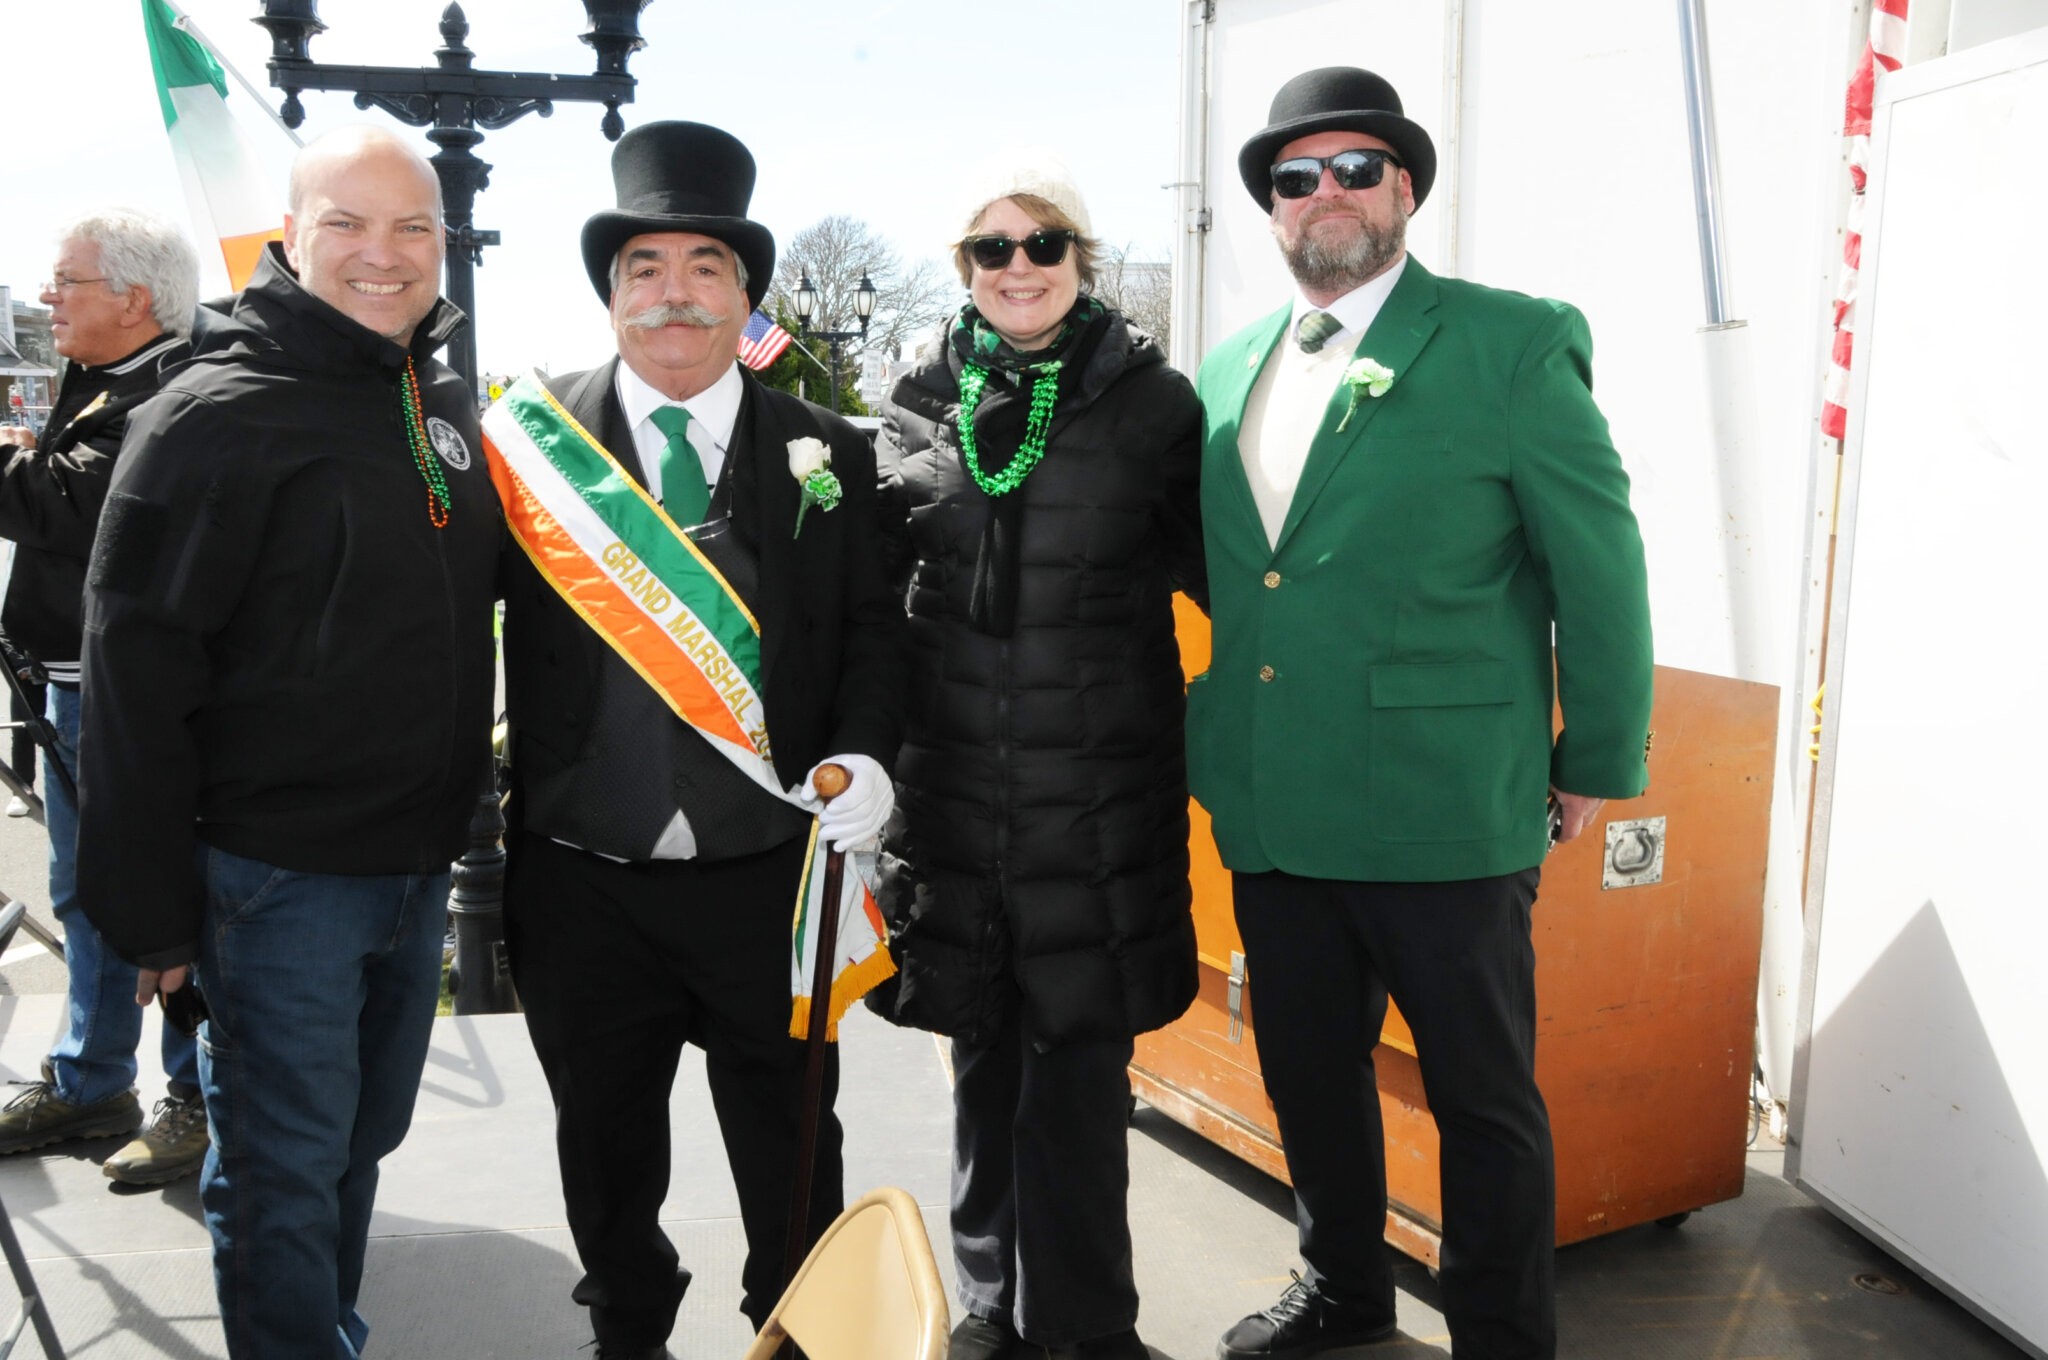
xmin=1277 ymin=207 xmax=1407 ymax=295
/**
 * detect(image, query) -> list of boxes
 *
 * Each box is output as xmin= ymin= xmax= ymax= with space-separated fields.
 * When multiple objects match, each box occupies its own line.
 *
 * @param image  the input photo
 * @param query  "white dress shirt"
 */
xmin=1240 ymin=256 xmax=1409 ymax=547
xmin=613 ymin=358 xmax=743 ymax=505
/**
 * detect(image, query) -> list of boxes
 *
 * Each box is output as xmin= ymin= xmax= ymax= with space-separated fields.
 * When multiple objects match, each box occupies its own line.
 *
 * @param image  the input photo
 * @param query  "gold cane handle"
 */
xmin=811 ymin=762 xmax=851 ymax=801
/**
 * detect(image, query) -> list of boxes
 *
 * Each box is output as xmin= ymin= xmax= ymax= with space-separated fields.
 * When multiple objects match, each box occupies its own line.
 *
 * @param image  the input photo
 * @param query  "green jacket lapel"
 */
xmin=1208 ymin=303 xmax=1291 ymax=543
xmin=1272 ymin=259 xmax=1442 ymax=553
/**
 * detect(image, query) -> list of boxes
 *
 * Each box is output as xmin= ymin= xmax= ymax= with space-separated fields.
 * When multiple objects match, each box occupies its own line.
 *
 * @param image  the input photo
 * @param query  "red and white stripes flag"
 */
xmin=1820 ymin=0 xmax=1910 ymax=439
xmin=737 ymin=310 xmax=794 ymax=371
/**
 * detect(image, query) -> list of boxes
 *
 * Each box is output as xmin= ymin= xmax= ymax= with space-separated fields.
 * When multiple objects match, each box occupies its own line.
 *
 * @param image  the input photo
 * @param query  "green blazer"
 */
xmin=1188 ymin=257 xmax=1653 ymax=882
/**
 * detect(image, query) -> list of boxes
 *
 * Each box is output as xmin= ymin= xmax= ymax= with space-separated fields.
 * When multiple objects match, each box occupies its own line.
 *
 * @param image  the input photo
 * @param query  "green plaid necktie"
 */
xmin=1295 ymin=310 xmax=1344 ymax=354
xmin=647 ymin=404 xmax=710 ymax=524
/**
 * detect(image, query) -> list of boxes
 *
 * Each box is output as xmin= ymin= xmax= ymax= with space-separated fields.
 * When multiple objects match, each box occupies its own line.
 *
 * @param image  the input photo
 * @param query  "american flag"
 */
xmin=1820 ymin=0 xmax=1909 ymax=439
xmin=737 ymin=310 xmax=794 ymax=371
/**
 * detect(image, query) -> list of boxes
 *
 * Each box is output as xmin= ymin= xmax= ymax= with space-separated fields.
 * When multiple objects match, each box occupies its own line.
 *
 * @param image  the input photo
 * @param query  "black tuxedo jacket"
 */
xmin=501 ymin=357 xmax=905 ymax=831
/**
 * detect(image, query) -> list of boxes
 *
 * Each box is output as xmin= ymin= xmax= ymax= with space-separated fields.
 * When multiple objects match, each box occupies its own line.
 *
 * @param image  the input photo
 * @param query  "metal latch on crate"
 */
xmin=1226 ymin=950 xmax=1247 ymax=1043
xmin=1603 ymin=816 xmax=1667 ymax=889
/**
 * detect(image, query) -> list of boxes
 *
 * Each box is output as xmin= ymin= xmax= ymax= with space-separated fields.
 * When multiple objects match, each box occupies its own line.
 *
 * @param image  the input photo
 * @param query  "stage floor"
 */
xmin=0 ymin=987 xmax=2029 ymax=1359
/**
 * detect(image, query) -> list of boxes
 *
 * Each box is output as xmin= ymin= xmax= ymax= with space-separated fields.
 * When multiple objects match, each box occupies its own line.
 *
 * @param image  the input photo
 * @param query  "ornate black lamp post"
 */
xmin=791 ymin=271 xmax=878 ymax=413
xmin=253 ymin=0 xmax=649 ymax=392
xmin=251 ymin=1 xmax=650 ymax=1014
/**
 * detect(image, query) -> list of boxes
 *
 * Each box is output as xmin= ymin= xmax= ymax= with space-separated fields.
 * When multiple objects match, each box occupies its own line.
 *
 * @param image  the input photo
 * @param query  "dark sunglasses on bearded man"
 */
xmin=1269 ymin=148 xmax=1404 ymax=200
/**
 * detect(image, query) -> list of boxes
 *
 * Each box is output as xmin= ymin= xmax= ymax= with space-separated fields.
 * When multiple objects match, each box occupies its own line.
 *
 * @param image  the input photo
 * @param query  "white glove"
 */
xmin=799 ymin=753 xmax=893 ymax=851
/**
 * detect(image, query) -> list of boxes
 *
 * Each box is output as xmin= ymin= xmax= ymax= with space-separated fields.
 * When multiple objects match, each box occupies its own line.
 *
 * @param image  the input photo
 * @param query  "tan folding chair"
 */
xmin=741 ymin=1187 xmax=949 ymax=1360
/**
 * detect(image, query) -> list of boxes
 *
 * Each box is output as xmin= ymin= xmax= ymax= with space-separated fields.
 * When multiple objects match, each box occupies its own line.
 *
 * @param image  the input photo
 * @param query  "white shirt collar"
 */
xmin=614 ymin=358 xmax=744 ymax=456
xmin=1291 ymin=253 xmax=1408 ymax=350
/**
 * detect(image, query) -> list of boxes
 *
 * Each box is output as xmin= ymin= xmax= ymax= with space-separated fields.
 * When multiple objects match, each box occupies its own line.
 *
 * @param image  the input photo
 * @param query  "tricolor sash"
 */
xmin=483 ymin=372 xmax=893 ymax=1039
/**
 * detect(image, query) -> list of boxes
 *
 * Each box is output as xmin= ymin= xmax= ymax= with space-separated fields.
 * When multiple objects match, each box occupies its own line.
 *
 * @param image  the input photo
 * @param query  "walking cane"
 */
xmin=779 ymin=761 xmax=850 ymax=1355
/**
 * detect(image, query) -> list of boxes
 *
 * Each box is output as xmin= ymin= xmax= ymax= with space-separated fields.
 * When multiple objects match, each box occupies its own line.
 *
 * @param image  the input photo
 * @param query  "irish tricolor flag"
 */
xmin=142 ymin=0 xmax=284 ymax=290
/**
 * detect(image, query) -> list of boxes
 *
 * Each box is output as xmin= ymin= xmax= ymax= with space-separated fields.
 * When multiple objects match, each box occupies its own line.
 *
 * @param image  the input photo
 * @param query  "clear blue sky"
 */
xmin=3 ymin=0 xmax=1184 ymax=375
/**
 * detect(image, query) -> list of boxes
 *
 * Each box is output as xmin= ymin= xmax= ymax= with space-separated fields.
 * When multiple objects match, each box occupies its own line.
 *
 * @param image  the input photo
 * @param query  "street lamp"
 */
xmin=249 ymin=1 xmax=649 ymax=1016
xmin=791 ymin=271 xmax=879 ymax=414
xmin=253 ymin=0 xmax=649 ymax=391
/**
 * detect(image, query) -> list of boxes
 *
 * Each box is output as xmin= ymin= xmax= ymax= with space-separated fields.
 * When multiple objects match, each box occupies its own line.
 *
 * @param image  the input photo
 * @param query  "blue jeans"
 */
xmin=194 ymin=846 xmax=449 ymax=1360
xmin=42 ymin=682 xmax=200 ymax=1104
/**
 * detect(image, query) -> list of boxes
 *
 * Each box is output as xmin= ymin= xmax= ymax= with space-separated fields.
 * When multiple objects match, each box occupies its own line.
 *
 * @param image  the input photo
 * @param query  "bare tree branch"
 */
xmin=768 ymin=215 xmax=961 ymax=361
xmin=1091 ymin=241 xmax=1172 ymax=352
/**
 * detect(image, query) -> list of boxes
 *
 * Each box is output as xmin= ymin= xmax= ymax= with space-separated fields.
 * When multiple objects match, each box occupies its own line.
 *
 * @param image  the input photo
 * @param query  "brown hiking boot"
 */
xmin=0 ymin=1079 xmax=143 ymax=1154
xmin=103 ymin=1093 xmax=210 ymax=1185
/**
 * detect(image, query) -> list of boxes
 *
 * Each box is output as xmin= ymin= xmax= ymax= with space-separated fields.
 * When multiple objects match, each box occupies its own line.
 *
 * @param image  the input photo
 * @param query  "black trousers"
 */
xmin=951 ymin=1013 xmax=1138 ymax=1346
xmin=504 ymin=831 xmax=841 ymax=1348
xmin=1232 ymin=868 xmax=1554 ymax=1360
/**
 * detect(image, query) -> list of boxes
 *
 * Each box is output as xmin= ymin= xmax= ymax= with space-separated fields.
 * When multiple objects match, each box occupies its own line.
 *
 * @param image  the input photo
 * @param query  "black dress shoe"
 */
xmin=1217 ymin=1272 xmax=1395 ymax=1360
xmin=1041 ymin=1327 xmax=1150 ymax=1360
xmin=594 ymin=1347 xmax=673 ymax=1359
xmin=951 ymin=1312 xmax=1021 ymax=1360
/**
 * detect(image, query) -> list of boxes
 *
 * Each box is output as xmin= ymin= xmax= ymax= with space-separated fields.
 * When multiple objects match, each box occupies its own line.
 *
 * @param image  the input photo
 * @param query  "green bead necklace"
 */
xmin=957 ymin=359 xmax=1062 ymax=497
xmin=398 ymin=357 xmax=452 ymax=528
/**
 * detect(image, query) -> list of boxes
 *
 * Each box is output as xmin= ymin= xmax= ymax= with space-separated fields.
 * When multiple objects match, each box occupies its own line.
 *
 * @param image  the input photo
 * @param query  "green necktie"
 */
xmin=1295 ymin=310 xmax=1344 ymax=354
xmin=647 ymin=404 xmax=710 ymax=524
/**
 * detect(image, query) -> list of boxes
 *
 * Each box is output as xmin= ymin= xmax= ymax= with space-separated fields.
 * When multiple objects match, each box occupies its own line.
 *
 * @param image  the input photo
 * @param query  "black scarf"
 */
xmin=948 ymin=297 xmax=1111 ymax=635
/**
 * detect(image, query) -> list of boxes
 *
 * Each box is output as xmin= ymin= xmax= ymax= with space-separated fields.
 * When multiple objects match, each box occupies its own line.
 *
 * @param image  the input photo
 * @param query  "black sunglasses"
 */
xmin=964 ymin=229 xmax=1076 ymax=271
xmin=1269 ymin=149 xmax=1404 ymax=200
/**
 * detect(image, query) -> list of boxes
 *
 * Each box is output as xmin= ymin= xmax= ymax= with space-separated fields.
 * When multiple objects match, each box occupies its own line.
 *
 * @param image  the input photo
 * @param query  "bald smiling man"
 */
xmin=76 ymin=126 xmax=502 ymax=1360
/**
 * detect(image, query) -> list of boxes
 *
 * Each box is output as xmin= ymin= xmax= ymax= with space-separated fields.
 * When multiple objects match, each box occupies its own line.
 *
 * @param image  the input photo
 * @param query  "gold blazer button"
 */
xmin=1258 ymin=665 xmax=1276 ymax=682
xmin=1263 ymin=571 xmax=1281 ymax=588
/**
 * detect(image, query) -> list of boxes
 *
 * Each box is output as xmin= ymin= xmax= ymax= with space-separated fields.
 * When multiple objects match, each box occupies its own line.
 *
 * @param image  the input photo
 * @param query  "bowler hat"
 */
xmin=1237 ymin=67 xmax=1437 ymax=213
xmin=580 ymin=121 xmax=775 ymax=309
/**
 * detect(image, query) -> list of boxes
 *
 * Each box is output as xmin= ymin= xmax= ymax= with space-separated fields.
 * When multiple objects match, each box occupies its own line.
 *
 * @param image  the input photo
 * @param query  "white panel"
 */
xmin=1795 ymin=29 xmax=2048 ymax=1358
xmin=1951 ymin=0 xmax=2048 ymax=51
xmin=1186 ymin=1 xmax=1862 ymax=1095
xmin=1200 ymin=0 xmax=1849 ymax=680
xmin=1203 ymin=0 xmax=1449 ymax=346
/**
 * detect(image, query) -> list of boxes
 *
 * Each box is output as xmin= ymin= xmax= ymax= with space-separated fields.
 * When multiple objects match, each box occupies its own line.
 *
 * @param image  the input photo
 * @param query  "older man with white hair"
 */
xmin=0 ymin=207 xmax=205 ymax=1185
xmin=76 ymin=126 xmax=501 ymax=1359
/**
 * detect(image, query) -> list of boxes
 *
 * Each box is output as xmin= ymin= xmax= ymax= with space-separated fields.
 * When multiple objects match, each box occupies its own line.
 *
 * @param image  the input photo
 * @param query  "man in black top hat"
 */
xmin=496 ymin=120 xmax=905 ymax=1358
xmin=1193 ymin=67 xmax=1651 ymax=1360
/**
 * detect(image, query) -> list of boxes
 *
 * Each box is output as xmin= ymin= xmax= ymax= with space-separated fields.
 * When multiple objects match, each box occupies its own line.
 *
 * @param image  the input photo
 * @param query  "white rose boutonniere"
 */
xmin=787 ymin=436 xmax=842 ymax=538
xmin=1334 ymin=357 xmax=1396 ymax=432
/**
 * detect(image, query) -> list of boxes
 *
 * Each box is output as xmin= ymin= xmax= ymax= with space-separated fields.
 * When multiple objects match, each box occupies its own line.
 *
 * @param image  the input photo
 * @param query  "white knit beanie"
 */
xmin=956 ymin=146 xmax=1094 ymax=240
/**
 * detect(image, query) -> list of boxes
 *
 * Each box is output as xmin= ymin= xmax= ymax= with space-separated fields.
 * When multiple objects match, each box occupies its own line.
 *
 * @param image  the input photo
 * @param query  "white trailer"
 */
xmin=1161 ymin=3 xmax=2048 ymax=1354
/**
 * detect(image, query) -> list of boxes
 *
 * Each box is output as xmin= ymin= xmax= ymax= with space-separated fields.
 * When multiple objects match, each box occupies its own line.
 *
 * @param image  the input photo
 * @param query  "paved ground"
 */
xmin=0 ymin=776 xmax=65 ymax=999
xmin=1 ymin=806 xmax=2037 ymax=1359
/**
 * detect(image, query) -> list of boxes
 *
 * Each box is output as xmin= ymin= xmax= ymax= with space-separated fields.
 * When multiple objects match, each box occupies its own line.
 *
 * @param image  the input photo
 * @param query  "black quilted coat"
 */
xmin=865 ymin=309 xmax=1206 ymax=1048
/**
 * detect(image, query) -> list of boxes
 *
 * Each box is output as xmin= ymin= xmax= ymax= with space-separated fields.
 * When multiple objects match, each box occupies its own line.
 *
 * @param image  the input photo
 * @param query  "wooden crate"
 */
xmin=1131 ymin=598 xmax=1776 ymax=1264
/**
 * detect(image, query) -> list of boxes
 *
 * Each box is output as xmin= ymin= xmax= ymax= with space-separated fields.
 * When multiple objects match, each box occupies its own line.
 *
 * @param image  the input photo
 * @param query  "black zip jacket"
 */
xmin=864 ymin=310 xmax=1206 ymax=1046
xmin=0 ymin=331 xmax=186 ymax=676
xmin=76 ymin=244 xmax=502 ymax=970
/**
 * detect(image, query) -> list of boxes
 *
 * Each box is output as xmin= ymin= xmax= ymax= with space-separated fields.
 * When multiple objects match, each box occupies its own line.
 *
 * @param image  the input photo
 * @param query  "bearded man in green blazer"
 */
xmin=1193 ymin=69 xmax=1652 ymax=1360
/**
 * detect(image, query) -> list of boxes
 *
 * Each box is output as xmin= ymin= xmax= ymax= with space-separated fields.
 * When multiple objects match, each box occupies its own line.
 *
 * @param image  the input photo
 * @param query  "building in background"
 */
xmin=1 ymin=288 xmax=60 ymax=432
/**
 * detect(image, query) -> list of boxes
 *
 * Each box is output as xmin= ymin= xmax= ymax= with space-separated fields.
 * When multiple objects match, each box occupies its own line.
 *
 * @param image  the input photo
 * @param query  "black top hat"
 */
xmin=580 ymin=121 xmax=776 ymax=310
xmin=1237 ymin=67 xmax=1438 ymax=213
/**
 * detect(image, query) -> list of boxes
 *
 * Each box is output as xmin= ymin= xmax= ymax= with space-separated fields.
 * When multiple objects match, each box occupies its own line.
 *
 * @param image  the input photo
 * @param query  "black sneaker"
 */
xmin=950 ymin=1313 xmax=1021 ymax=1360
xmin=1217 ymin=1272 xmax=1395 ymax=1360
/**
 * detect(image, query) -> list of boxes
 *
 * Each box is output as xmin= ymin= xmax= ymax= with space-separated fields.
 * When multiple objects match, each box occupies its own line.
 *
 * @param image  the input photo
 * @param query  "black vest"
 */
xmin=513 ymin=420 xmax=809 ymax=863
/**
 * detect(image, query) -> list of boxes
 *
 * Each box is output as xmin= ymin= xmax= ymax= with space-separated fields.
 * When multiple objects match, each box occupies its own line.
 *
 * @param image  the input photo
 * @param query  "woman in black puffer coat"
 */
xmin=865 ymin=152 xmax=1204 ymax=1360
